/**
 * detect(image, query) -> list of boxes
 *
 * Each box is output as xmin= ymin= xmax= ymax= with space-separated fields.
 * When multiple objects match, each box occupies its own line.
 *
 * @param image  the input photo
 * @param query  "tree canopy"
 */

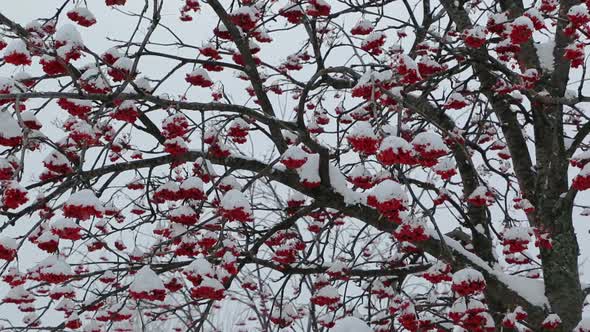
xmin=0 ymin=0 xmax=589 ymax=331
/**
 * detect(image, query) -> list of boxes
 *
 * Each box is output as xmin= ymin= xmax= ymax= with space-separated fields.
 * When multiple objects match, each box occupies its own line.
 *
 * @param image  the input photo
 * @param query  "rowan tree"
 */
xmin=0 ymin=0 xmax=589 ymax=331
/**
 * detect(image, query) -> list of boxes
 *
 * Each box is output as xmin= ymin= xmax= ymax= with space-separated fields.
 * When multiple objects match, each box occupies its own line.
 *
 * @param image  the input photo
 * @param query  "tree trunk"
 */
xmin=540 ymin=206 xmax=583 ymax=329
